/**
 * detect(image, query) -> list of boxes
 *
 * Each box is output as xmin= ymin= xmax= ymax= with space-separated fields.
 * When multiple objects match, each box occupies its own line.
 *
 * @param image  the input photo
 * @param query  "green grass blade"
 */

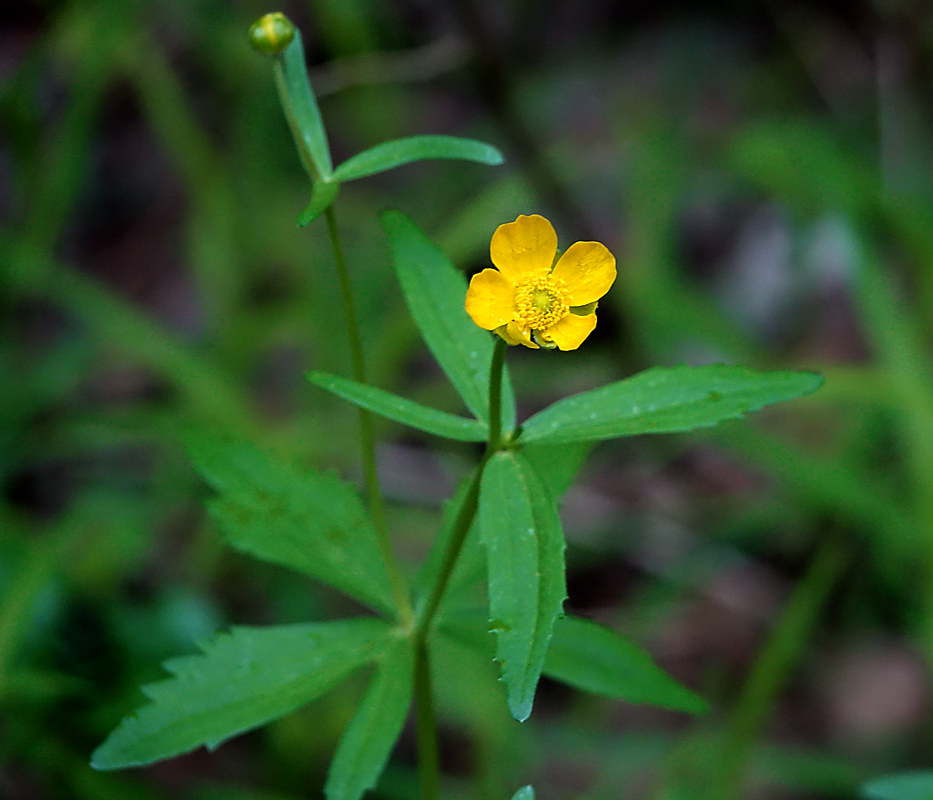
xmin=325 ymin=636 xmax=414 ymax=800
xmin=91 ymin=619 xmax=392 ymax=770
xmin=479 ymin=452 xmax=566 ymax=721
xmin=381 ymin=209 xmax=516 ymax=430
xmin=307 ymin=371 xmax=487 ymax=442
xmin=332 ymin=135 xmax=503 ymax=182
xmin=186 ymin=430 xmax=396 ymax=615
xmin=520 ymin=365 xmax=823 ymax=445
xmin=544 ymin=616 xmax=707 ymax=713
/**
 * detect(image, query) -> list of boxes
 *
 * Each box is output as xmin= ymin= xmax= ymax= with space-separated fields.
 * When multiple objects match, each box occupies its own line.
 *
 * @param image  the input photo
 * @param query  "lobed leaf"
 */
xmin=307 ymin=371 xmax=487 ymax=442
xmin=333 ymin=135 xmax=503 ymax=183
xmin=381 ymin=210 xmax=516 ymax=431
xmin=91 ymin=619 xmax=392 ymax=770
xmin=325 ymin=636 xmax=413 ymax=800
xmin=186 ymin=430 xmax=396 ymax=615
xmin=544 ymin=616 xmax=707 ymax=713
xmin=520 ymin=365 xmax=824 ymax=445
xmin=479 ymin=451 xmax=566 ymax=721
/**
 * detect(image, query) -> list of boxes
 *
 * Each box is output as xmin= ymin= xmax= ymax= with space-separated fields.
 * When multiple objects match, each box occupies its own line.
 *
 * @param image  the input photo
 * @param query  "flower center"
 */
xmin=514 ymin=276 xmax=568 ymax=330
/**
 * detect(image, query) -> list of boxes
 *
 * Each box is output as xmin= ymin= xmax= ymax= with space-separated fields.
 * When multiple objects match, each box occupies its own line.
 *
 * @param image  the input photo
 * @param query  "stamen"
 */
xmin=514 ymin=276 xmax=569 ymax=331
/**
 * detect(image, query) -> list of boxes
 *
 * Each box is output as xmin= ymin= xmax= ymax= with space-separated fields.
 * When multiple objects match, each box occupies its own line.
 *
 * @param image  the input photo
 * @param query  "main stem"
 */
xmin=413 ymin=337 xmax=508 ymax=800
xmin=323 ymin=205 xmax=412 ymax=625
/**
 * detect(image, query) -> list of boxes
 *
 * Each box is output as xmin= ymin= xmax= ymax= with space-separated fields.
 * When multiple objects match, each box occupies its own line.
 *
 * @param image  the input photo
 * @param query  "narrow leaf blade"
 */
xmin=520 ymin=365 xmax=824 ymax=445
xmin=381 ymin=209 xmax=517 ymax=430
xmin=273 ymin=30 xmax=333 ymax=179
xmin=333 ymin=135 xmax=504 ymax=183
xmin=91 ymin=619 xmax=392 ymax=770
xmin=186 ymin=430 xmax=396 ymax=615
xmin=479 ymin=451 xmax=566 ymax=721
xmin=307 ymin=371 xmax=487 ymax=442
xmin=544 ymin=616 xmax=707 ymax=713
xmin=297 ymin=181 xmax=339 ymax=226
xmin=325 ymin=636 xmax=414 ymax=800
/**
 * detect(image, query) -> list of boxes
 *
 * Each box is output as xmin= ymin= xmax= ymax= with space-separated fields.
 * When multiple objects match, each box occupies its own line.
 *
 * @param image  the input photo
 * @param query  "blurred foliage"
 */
xmin=3 ymin=0 xmax=933 ymax=798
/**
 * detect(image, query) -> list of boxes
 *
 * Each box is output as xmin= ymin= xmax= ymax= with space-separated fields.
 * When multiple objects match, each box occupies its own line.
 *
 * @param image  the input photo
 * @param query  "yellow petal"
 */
xmin=490 ymin=215 xmax=558 ymax=283
xmin=543 ymin=312 xmax=597 ymax=350
xmin=506 ymin=320 xmax=539 ymax=349
xmin=551 ymin=241 xmax=616 ymax=306
xmin=465 ymin=269 xmax=516 ymax=330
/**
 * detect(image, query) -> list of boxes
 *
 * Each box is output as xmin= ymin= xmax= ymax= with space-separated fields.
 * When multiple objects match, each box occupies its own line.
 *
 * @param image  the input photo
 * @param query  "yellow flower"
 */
xmin=465 ymin=214 xmax=616 ymax=350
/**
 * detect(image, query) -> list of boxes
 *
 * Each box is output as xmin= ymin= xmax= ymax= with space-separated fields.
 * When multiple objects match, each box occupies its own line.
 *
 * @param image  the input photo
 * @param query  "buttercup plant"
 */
xmin=91 ymin=13 xmax=824 ymax=800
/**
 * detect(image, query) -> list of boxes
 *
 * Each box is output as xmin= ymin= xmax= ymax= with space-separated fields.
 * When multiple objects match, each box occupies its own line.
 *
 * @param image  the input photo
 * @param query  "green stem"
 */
xmin=323 ymin=205 xmax=412 ymax=625
xmin=413 ymin=639 xmax=440 ymax=800
xmin=410 ymin=337 xmax=508 ymax=800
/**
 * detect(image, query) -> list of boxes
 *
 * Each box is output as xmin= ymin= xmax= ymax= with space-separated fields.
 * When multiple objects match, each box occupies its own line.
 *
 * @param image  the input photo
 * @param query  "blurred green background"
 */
xmin=4 ymin=0 xmax=933 ymax=798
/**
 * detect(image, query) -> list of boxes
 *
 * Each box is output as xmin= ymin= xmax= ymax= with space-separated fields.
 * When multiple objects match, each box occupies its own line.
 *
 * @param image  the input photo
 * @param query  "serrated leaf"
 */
xmin=511 ymin=787 xmax=535 ymax=800
xmin=544 ymin=616 xmax=707 ymax=714
xmin=862 ymin=772 xmax=933 ymax=800
xmin=333 ymin=135 xmax=503 ymax=183
xmin=325 ymin=635 xmax=413 ymax=800
xmin=307 ymin=371 xmax=487 ymax=442
xmin=91 ymin=619 xmax=392 ymax=770
xmin=273 ymin=30 xmax=333 ymax=180
xmin=520 ymin=365 xmax=823 ymax=445
xmin=297 ymin=181 xmax=339 ymax=226
xmin=381 ymin=210 xmax=516 ymax=431
xmin=479 ymin=451 xmax=566 ymax=721
xmin=186 ymin=431 xmax=396 ymax=615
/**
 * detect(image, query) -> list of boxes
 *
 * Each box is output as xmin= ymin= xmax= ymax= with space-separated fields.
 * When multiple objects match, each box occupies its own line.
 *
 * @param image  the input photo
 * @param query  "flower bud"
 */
xmin=248 ymin=12 xmax=295 ymax=55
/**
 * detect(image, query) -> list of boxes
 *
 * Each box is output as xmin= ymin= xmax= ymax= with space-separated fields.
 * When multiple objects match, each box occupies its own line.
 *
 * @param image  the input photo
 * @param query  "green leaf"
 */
xmin=273 ymin=30 xmax=333 ymax=180
xmin=333 ymin=135 xmax=504 ymax=183
xmin=297 ymin=181 xmax=339 ymax=226
xmin=544 ymin=616 xmax=707 ymax=714
xmin=511 ymin=788 xmax=535 ymax=800
xmin=307 ymin=371 xmax=487 ymax=442
xmin=381 ymin=210 xmax=517 ymax=431
xmin=479 ymin=451 xmax=566 ymax=721
xmin=91 ymin=619 xmax=392 ymax=770
xmin=186 ymin=430 xmax=396 ymax=615
xmin=520 ymin=365 xmax=824 ymax=445
xmin=521 ymin=441 xmax=591 ymax=499
xmin=862 ymin=772 xmax=933 ymax=800
xmin=325 ymin=636 xmax=414 ymax=800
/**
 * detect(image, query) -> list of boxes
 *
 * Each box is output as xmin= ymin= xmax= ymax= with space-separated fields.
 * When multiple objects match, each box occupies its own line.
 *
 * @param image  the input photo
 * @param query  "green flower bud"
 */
xmin=248 ymin=12 xmax=295 ymax=55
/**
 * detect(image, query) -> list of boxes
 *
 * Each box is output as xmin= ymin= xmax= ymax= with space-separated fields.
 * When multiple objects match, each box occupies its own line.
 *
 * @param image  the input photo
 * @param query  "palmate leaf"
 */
xmin=307 ymin=371 xmax=487 ymax=442
xmin=545 ymin=616 xmax=707 ymax=713
xmin=479 ymin=451 xmax=566 ymax=721
xmin=519 ymin=365 xmax=823 ymax=445
xmin=325 ymin=636 xmax=414 ymax=800
xmin=382 ymin=210 xmax=517 ymax=432
xmin=91 ymin=619 xmax=392 ymax=770
xmin=186 ymin=430 xmax=396 ymax=615
xmin=333 ymin=134 xmax=503 ymax=182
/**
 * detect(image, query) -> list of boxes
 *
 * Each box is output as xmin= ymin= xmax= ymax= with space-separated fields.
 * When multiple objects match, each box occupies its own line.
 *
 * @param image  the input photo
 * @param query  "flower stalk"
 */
xmin=412 ymin=336 xmax=508 ymax=800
